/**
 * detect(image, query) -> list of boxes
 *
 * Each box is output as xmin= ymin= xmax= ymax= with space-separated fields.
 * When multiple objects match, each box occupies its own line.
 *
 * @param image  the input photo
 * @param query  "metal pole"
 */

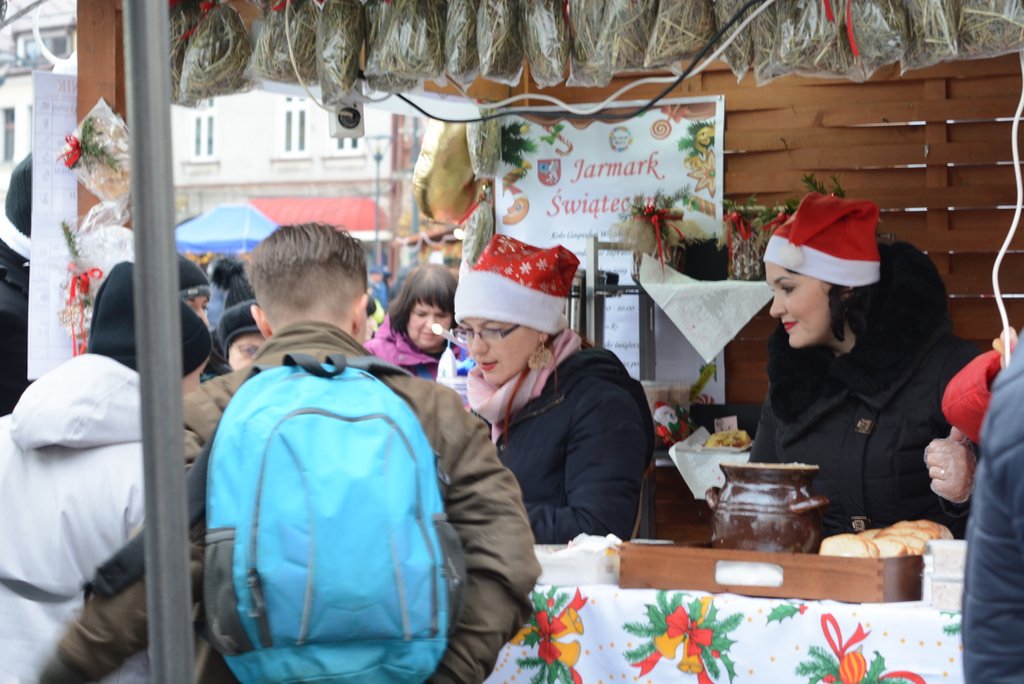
xmin=373 ymin=151 xmax=382 ymax=268
xmin=122 ymin=2 xmax=196 ymax=680
xmin=410 ymin=118 xmax=420 ymax=237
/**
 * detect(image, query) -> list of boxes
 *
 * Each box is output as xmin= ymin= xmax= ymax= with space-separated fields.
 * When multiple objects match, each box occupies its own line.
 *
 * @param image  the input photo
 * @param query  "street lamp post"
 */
xmin=364 ymin=134 xmax=392 ymax=270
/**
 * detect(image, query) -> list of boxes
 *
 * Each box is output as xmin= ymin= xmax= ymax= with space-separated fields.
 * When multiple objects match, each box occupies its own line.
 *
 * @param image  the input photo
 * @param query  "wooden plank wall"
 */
xmin=542 ymin=54 xmax=1023 ymax=403
xmin=543 ymin=55 xmax=1023 ymax=541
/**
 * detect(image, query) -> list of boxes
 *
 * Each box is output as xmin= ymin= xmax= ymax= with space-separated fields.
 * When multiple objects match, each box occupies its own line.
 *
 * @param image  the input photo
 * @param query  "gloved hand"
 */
xmin=924 ymin=426 xmax=977 ymax=504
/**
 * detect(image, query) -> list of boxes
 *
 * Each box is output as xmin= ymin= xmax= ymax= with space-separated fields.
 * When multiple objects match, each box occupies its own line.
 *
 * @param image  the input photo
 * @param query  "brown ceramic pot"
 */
xmin=706 ymin=462 xmax=829 ymax=554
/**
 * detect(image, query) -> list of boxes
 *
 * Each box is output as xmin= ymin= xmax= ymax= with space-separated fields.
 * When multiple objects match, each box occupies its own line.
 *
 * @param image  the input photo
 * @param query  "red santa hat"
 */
xmin=455 ymin=234 xmax=579 ymax=334
xmin=763 ymin=192 xmax=881 ymax=286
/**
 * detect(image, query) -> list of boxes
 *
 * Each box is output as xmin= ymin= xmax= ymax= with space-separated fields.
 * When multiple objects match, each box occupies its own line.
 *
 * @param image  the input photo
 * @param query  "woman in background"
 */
xmin=365 ymin=263 xmax=457 ymax=379
xmin=752 ymin=192 xmax=978 ymax=537
xmin=454 ymin=235 xmax=653 ymax=544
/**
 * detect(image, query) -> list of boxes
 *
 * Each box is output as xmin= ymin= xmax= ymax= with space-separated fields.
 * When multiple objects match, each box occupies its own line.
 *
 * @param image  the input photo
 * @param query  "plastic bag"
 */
xmin=478 ymin=0 xmax=524 ymax=86
xmin=604 ymin=0 xmax=657 ymax=72
xmin=461 ymin=192 xmax=494 ymax=268
xmin=170 ymin=0 xmax=201 ymax=106
xmin=446 ymin=0 xmax=480 ymax=87
xmin=179 ymin=3 xmax=252 ymax=102
xmin=467 ymin=118 xmax=501 ymax=179
xmin=958 ymin=0 xmax=1024 ymax=60
xmin=566 ymin=0 xmax=612 ymax=87
xmin=773 ymin=0 xmax=854 ymax=80
xmin=250 ymin=0 xmax=320 ymax=84
xmin=363 ymin=0 xmax=423 ymax=92
xmin=902 ymin=0 xmax=959 ymax=72
xmin=714 ymin=0 xmax=756 ymax=81
xmin=848 ymin=0 xmax=907 ymax=80
xmin=60 ymin=99 xmax=132 ymax=203
xmin=752 ymin=0 xmax=788 ymax=84
xmin=523 ymin=0 xmax=569 ymax=88
xmin=78 ymin=198 xmax=131 ymax=236
xmin=364 ymin=0 xmax=445 ymax=83
xmin=317 ymin=0 xmax=365 ymax=107
xmin=645 ymin=0 xmax=716 ymax=72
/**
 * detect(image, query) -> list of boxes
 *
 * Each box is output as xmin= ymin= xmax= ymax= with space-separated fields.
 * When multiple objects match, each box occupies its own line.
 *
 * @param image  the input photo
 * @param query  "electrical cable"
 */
xmin=990 ymin=48 xmax=1024 ymax=368
xmin=384 ymin=0 xmax=777 ymax=124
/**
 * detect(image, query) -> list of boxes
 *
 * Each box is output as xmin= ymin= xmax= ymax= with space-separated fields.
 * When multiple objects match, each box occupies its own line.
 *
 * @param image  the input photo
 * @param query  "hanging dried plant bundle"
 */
xmin=364 ymin=0 xmax=422 ymax=92
xmin=604 ymin=0 xmax=657 ymax=72
xmin=179 ymin=4 xmax=253 ymax=102
xmin=317 ymin=0 xmax=364 ymax=106
xmin=250 ymin=0 xmax=319 ymax=84
xmin=903 ymin=0 xmax=959 ymax=71
xmin=478 ymin=0 xmax=524 ymax=85
xmin=713 ymin=0 xmax=756 ymax=80
xmin=958 ymin=0 xmax=1024 ymax=58
xmin=566 ymin=0 xmax=611 ymax=87
xmin=170 ymin=1 xmax=200 ymax=106
xmin=523 ymin=0 xmax=569 ymax=88
xmin=365 ymin=0 xmax=445 ymax=83
xmin=467 ymin=118 xmax=501 ymax=179
xmin=774 ymin=0 xmax=854 ymax=79
xmin=446 ymin=0 xmax=480 ymax=86
xmin=462 ymin=190 xmax=495 ymax=267
xmin=751 ymin=0 xmax=787 ymax=84
xmin=848 ymin=0 xmax=907 ymax=77
xmin=645 ymin=0 xmax=716 ymax=70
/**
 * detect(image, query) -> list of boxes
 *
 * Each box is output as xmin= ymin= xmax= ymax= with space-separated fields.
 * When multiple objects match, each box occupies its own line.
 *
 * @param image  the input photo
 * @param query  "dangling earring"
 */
xmin=528 ymin=342 xmax=554 ymax=370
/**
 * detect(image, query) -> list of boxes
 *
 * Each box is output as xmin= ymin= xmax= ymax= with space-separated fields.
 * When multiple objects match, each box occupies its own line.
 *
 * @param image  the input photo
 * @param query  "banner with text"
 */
xmin=496 ymin=97 xmax=725 ymax=395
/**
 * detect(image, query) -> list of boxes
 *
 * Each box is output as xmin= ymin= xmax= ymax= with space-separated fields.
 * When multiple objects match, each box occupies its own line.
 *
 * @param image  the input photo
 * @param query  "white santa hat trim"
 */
xmin=764 ymin=235 xmax=880 ymax=287
xmin=455 ymin=269 xmax=568 ymax=334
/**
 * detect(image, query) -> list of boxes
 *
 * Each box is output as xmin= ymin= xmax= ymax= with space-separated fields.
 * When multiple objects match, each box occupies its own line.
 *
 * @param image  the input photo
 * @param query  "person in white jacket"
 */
xmin=0 ymin=261 xmax=212 ymax=682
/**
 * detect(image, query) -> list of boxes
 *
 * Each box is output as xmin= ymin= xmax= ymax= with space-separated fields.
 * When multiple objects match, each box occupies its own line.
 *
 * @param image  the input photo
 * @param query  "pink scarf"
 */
xmin=468 ymin=329 xmax=583 ymax=443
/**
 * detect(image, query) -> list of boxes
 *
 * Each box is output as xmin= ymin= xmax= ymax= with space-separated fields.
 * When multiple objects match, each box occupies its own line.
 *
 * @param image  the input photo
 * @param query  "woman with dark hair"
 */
xmin=364 ymin=263 xmax=458 ymax=379
xmin=752 ymin=193 xmax=979 ymax=537
xmin=454 ymin=235 xmax=654 ymax=544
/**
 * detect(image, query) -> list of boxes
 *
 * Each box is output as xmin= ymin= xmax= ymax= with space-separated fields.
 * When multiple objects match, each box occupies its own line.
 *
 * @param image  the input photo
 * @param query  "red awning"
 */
xmin=249 ymin=197 xmax=389 ymax=237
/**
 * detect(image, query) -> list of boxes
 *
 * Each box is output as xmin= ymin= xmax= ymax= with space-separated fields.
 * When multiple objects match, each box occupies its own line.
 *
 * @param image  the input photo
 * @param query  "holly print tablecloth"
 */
xmin=486 ymin=584 xmax=962 ymax=684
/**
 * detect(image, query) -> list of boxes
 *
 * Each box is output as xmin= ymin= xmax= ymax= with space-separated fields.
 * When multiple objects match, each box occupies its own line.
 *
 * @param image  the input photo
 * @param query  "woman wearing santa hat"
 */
xmin=752 ymin=192 xmax=979 ymax=538
xmin=454 ymin=235 xmax=654 ymax=544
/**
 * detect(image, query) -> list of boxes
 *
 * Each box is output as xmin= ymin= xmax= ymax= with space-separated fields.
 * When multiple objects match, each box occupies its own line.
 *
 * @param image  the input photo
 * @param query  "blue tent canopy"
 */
xmin=175 ymin=204 xmax=278 ymax=254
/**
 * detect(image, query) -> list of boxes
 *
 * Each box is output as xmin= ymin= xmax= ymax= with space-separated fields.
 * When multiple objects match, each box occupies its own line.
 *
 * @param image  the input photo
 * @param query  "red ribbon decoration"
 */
xmin=725 ymin=210 xmax=753 ymax=260
xmin=640 ymin=204 xmax=684 ymax=272
xmin=533 ymin=589 xmax=587 ymax=666
xmin=762 ymin=210 xmax=791 ymax=234
xmin=822 ymin=614 xmax=870 ymax=660
xmin=845 ymin=0 xmax=861 ymax=57
xmin=823 ymin=0 xmax=835 ymax=22
xmin=61 ymin=135 xmax=81 ymax=169
xmin=633 ymin=602 xmax=713 ymax=679
xmin=181 ymin=2 xmax=217 ymax=41
xmin=66 ymin=266 xmax=103 ymax=356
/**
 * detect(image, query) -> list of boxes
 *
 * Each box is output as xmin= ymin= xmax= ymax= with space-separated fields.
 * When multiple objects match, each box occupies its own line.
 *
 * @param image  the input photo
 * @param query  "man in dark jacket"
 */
xmin=39 ymin=223 xmax=540 ymax=684
xmin=0 ymin=154 xmax=32 ymax=415
xmin=962 ymin=347 xmax=1024 ymax=682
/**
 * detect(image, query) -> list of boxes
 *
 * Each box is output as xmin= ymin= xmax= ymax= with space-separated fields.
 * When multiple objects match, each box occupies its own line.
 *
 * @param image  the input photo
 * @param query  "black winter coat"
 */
xmin=0 ymin=242 xmax=29 ymax=416
xmin=498 ymin=347 xmax=654 ymax=544
xmin=963 ymin=349 xmax=1024 ymax=682
xmin=751 ymin=242 xmax=978 ymax=537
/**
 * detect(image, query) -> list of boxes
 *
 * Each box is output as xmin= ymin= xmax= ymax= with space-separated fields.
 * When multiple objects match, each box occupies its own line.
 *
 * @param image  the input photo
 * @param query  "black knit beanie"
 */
xmin=6 ymin=154 xmax=31 ymax=237
xmin=216 ymin=298 xmax=261 ymax=356
xmin=210 ymin=257 xmax=255 ymax=308
xmin=88 ymin=261 xmax=213 ymax=374
xmin=178 ymin=253 xmax=211 ymax=301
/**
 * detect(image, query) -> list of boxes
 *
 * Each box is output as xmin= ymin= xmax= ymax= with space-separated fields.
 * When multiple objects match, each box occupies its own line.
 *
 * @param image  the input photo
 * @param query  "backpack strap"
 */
xmin=88 ymin=437 xmax=214 ymax=598
xmin=344 ymin=354 xmax=412 ymax=378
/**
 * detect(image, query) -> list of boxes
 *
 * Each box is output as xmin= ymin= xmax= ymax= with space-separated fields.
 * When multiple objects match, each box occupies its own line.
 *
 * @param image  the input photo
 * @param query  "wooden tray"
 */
xmin=619 ymin=543 xmax=923 ymax=603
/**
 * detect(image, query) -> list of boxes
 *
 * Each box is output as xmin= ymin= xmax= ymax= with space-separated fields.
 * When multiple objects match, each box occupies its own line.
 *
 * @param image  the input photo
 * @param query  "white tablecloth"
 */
xmin=485 ymin=584 xmax=962 ymax=684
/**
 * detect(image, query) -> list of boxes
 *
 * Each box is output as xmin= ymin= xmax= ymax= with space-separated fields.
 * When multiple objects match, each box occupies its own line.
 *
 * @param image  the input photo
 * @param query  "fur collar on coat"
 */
xmin=767 ymin=242 xmax=953 ymax=422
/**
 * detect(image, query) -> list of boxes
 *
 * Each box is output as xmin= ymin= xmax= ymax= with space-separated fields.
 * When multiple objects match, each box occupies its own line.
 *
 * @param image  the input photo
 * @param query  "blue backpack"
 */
xmin=202 ymin=353 xmax=464 ymax=683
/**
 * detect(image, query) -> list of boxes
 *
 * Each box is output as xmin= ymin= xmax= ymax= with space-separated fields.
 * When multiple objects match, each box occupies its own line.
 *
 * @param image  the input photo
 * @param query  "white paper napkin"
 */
xmin=638 ymin=253 xmax=773 ymax=363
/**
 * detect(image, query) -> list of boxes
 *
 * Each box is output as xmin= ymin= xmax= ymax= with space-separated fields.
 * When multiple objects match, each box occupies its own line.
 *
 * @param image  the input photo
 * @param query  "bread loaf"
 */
xmin=819 ymin=534 xmax=879 ymax=558
xmin=820 ymin=519 xmax=952 ymax=557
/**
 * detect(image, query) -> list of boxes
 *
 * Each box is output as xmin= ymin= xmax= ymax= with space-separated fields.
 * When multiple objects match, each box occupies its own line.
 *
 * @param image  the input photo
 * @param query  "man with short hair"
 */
xmin=41 ymin=223 xmax=540 ymax=684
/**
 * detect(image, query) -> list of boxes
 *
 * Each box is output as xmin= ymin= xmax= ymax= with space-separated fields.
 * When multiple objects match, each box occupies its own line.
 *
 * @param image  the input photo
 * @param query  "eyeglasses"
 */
xmin=233 ymin=344 xmax=261 ymax=360
xmin=451 ymin=324 xmax=520 ymax=346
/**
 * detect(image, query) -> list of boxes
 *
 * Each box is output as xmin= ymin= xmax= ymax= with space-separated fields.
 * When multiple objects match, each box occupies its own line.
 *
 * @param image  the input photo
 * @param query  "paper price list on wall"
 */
xmin=27 ymin=71 xmax=79 ymax=379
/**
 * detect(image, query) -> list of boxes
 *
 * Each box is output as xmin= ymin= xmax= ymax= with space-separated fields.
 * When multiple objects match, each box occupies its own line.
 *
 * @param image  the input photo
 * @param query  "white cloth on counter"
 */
xmin=669 ymin=427 xmax=752 ymax=500
xmin=638 ymin=253 xmax=772 ymax=363
xmin=534 ymin=534 xmax=622 ymax=585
